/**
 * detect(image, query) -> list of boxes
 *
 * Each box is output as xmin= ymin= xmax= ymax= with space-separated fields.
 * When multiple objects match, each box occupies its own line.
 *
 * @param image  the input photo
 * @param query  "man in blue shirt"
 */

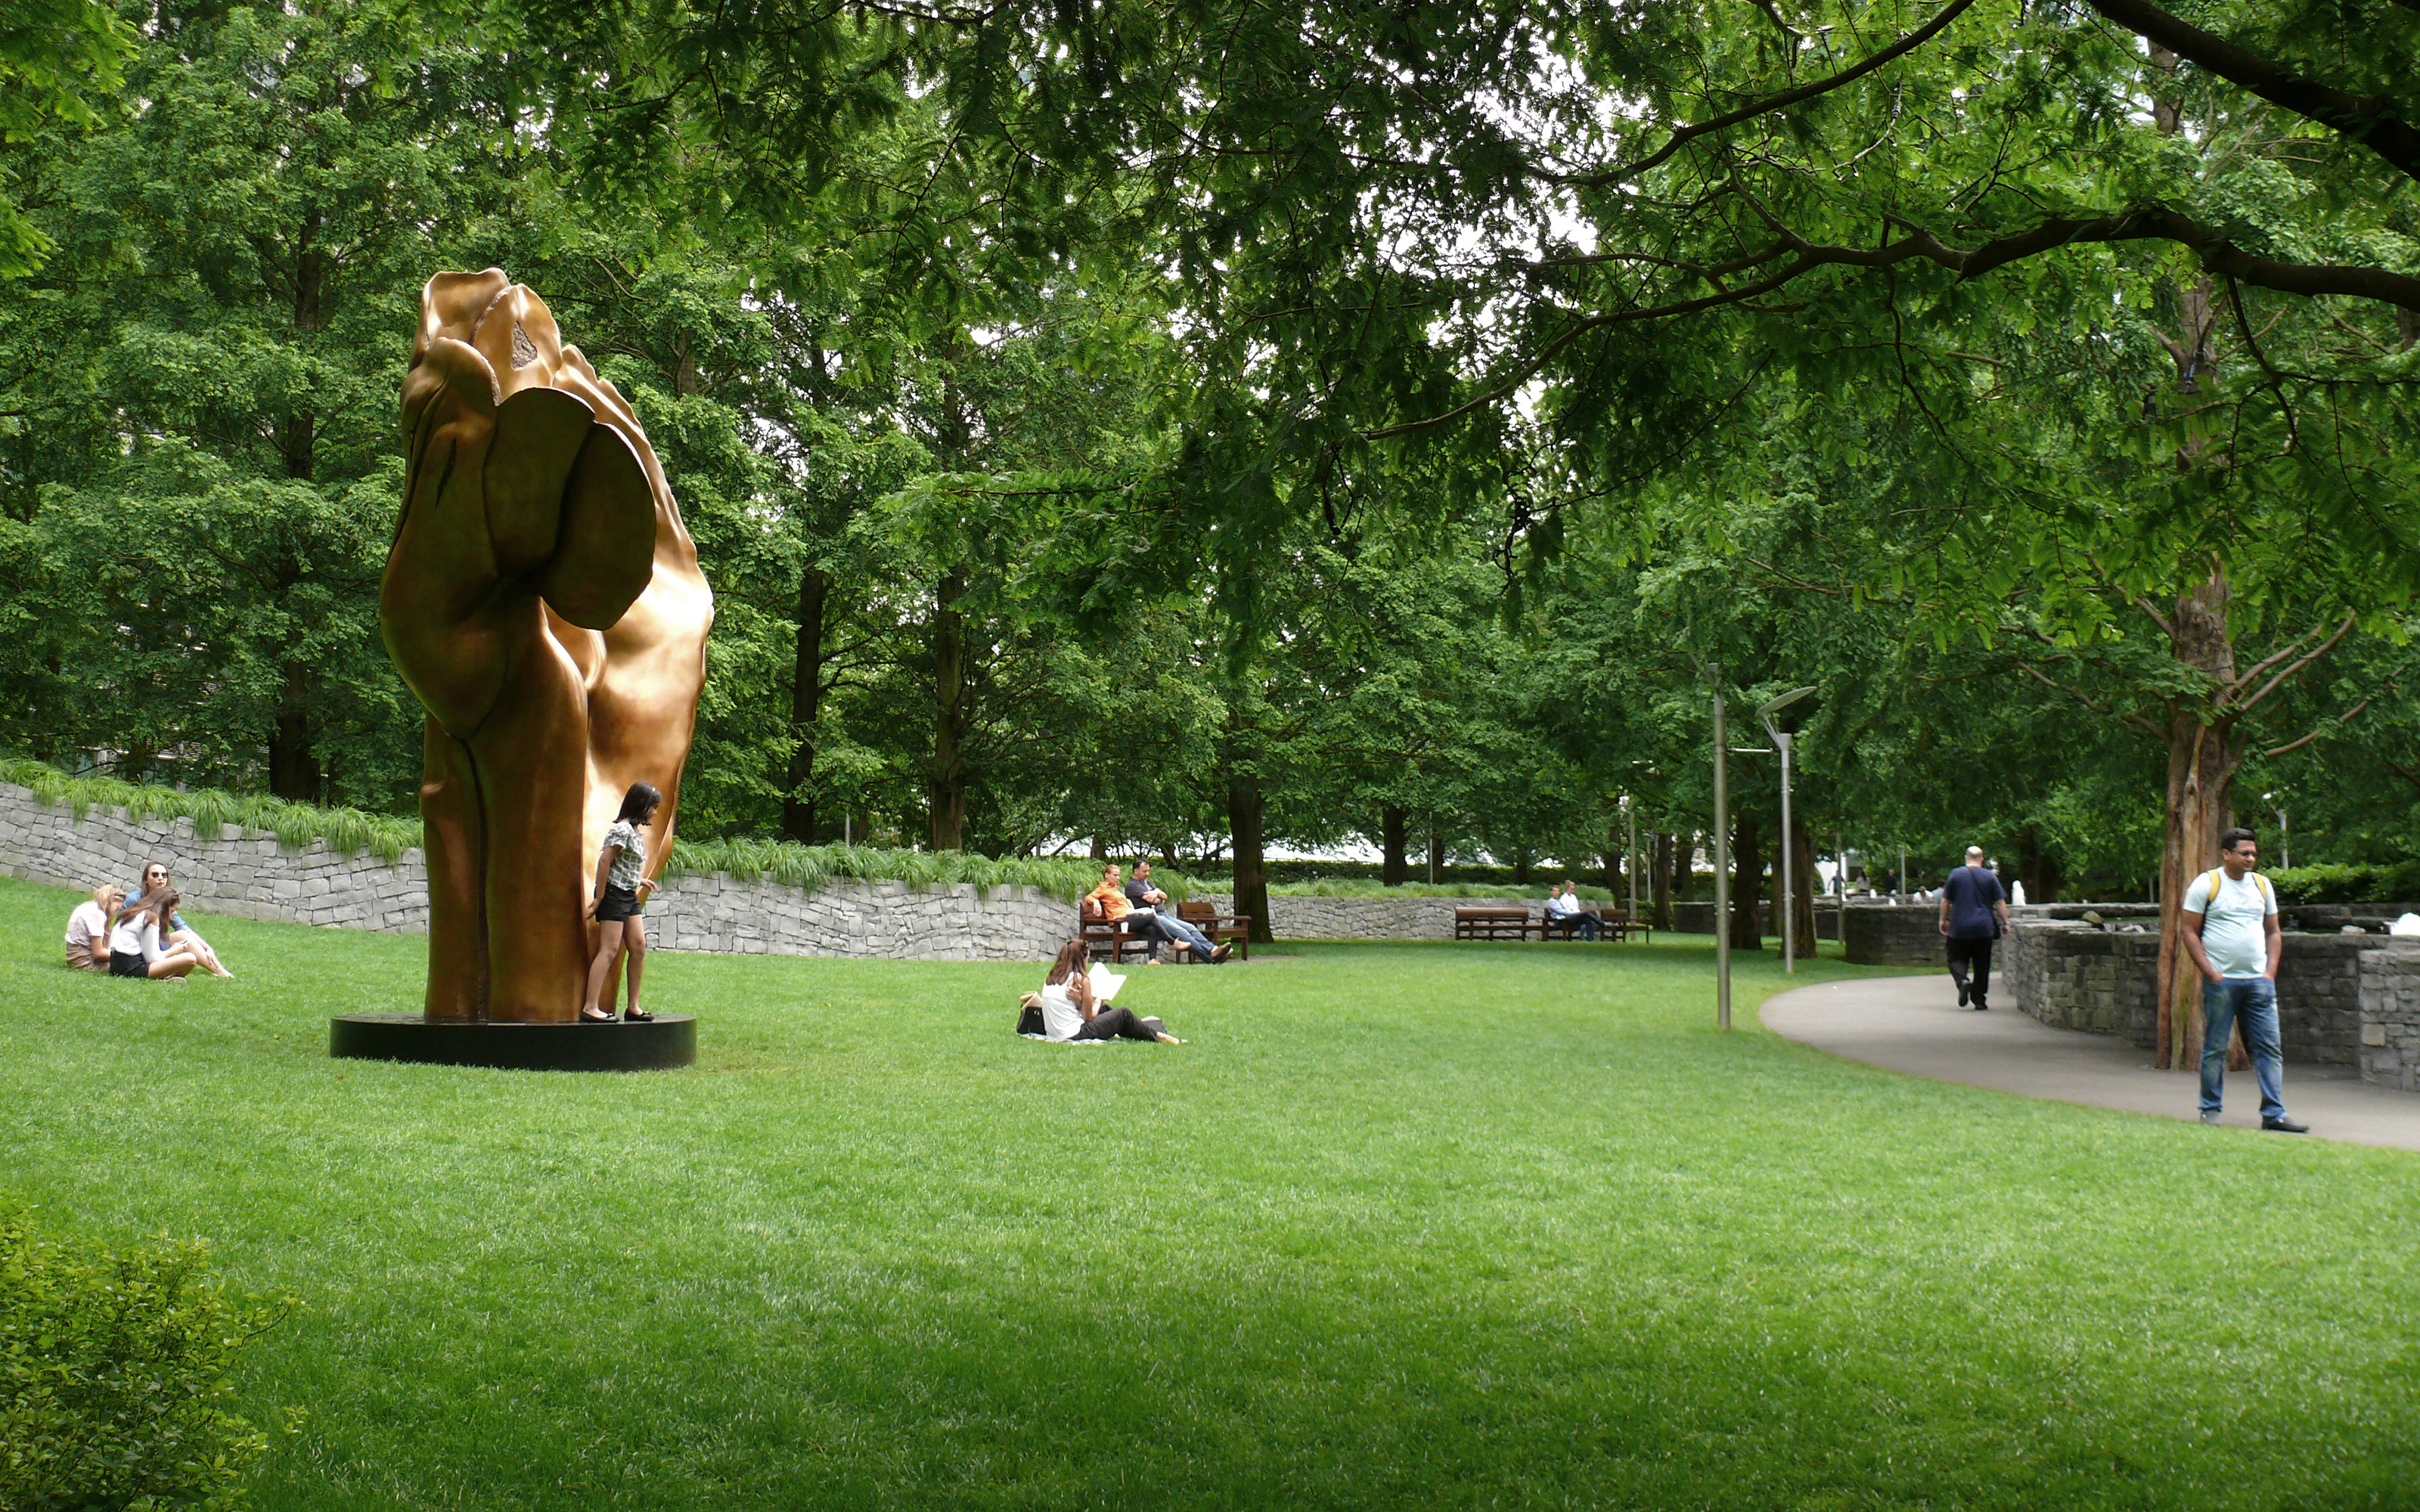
xmin=1938 ymin=846 xmax=2009 ymax=1010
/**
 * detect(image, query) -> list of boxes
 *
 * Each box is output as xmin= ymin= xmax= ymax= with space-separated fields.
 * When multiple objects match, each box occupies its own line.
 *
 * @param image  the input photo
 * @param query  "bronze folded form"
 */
xmin=382 ymin=271 xmax=714 ymax=1021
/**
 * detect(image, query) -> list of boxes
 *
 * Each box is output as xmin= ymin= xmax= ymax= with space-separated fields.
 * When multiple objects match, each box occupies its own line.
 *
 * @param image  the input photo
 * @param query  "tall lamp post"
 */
xmin=1708 ymin=663 xmax=1731 ymax=1031
xmin=2263 ymin=790 xmax=2289 ymax=869
xmin=1755 ymin=688 xmax=1819 ymax=974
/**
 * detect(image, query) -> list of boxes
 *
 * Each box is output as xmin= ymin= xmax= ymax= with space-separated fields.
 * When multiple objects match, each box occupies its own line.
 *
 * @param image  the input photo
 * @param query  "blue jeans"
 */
xmin=1142 ymin=911 xmax=1218 ymax=963
xmin=2200 ymin=977 xmax=2285 ymax=1121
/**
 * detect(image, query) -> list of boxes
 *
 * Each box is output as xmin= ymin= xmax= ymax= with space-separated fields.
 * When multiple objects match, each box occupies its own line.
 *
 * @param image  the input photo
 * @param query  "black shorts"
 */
xmin=595 ymin=885 xmax=644 ymax=923
xmin=110 ymin=950 xmax=148 ymax=978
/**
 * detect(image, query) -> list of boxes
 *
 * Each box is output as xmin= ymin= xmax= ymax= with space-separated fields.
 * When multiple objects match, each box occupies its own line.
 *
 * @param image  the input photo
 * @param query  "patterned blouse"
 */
xmin=602 ymin=819 xmax=647 ymax=892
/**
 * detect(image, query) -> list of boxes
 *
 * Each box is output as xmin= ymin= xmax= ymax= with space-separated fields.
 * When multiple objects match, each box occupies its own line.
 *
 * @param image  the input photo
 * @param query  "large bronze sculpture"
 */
xmin=380 ymin=270 xmax=714 ymax=1024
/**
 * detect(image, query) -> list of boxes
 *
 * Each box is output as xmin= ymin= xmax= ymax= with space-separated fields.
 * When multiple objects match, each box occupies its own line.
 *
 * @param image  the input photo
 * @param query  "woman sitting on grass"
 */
xmin=108 ymin=889 xmax=203 ymax=981
xmin=1038 ymin=939 xmax=1184 ymax=1043
xmin=582 ymin=782 xmax=661 ymax=1024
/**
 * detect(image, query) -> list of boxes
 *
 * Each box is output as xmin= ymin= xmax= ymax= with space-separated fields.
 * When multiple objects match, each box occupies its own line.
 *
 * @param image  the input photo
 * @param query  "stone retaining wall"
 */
xmin=2358 ymin=943 xmax=2420 ymax=1090
xmin=1199 ymin=894 xmax=1531 ymax=940
xmin=0 ymin=782 xmax=1068 ymax=961
xmin=0 ymin=782 xmax=432 ymax=932
xmin=1841 ymin=903 xmax=1947 ymax=966
xmin=2001 ymin=916 xmax=2372 ymax=1066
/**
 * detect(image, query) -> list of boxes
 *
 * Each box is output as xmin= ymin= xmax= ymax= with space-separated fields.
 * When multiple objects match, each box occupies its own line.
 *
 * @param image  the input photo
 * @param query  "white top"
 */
xmin=1547 ymin=892 xmax=1583 ymax=916
xmin=2183 ymin=868 xmax=2276 ymax=979
xmin=66 ymin=901 xmax=109 ymax=955
xmin=1038 ymin=981 xmax=1086 ymax=1041
xmin=109 ymin=913 xmax=164 ymax=963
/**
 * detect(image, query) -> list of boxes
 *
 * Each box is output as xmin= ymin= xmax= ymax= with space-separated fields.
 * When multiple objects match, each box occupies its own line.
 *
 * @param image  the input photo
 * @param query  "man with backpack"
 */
xmin=1938 ymin=846 xmax=2010 ymax=1010
xmin=2180 ymin=828 xmax=2308 ymax=1132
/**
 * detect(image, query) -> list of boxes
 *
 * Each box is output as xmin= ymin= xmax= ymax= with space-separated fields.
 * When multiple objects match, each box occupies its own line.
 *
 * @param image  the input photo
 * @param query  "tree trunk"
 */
xmin=1228 ymin=778 xmax=1272 ymax=943
xmin=1652 ymin=832 xmax=1674 ymax=931
xmin=1728 ymin=813 xmax=1764 ymax=951
xmin=1426 ymin=826 xmax=1444 ymax=884
xmin=1380 ymin=804 xmax=1409 ymax=886
xmin=1791 ymin=808 xmax=1818 ymax=957
xmin=928 ymin=569 xmax=970 ymax=851
xmin=2010 ymin=824 xmax=2065 ymax=903
xmin=1511 ymin=847 xmax=1533 ymax=886
xmin=268 ymin=661 xmax=320 ymax=801
xmin=1602 ymin=815 xmax=1621 ymax=897
xmin=783 ymin=565 xmax=829 ymax=844
xmin=2155 ymin=572 xmax=2245 ymax=1071
xmin=1675 ymin=832 xmax=1696 ymax=901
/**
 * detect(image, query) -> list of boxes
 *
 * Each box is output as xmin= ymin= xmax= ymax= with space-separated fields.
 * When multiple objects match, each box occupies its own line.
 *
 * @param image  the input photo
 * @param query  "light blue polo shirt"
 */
xmin=2183 ymin=869 xmax=2276 ymax=979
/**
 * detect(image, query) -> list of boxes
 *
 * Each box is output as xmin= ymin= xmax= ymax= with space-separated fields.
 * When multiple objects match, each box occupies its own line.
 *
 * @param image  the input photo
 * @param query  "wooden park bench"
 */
xmin=1538 ymin=908 xmax=1653 ymax=943
xmin=1177 ymin=900 xmax=1252 ymax=962
xmin=1078 ymin=897 xmax=1157 ymax=964
xmin=1454 ymin=906 xmax=1535 ymax=940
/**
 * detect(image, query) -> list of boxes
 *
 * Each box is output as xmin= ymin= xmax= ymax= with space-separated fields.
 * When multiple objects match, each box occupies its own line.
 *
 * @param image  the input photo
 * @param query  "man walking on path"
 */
xmin=1939 ymin=847 xmax=2010 ymax=1010
xmin=2181 ymin=829 xmax=2307 ymax=1133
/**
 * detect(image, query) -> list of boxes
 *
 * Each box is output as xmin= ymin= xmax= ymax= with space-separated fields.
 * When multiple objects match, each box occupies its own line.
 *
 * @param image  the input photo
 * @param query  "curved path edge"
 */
xmin=1761 ymin=974 xmax=2420 ymax=1154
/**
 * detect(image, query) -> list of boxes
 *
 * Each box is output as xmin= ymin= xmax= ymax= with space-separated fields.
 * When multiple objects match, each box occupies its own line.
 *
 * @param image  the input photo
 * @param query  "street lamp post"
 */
xmin=1755 ymin=687 xmax=1819 ymax=974
xmin=1711 ymin=669 xmax=1731 ymax=1031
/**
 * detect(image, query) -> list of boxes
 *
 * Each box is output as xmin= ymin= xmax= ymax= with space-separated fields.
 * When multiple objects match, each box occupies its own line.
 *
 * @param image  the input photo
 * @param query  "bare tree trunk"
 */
xmin=1728 ymin=813 xmax=1764 ymax=952
xmin=2155 ymin=573 xmax=2245 ymax=1071
xmin=1426 ymin=826 xmax=1444 ymax=884
xmin=268 ymin=662 xmax=321 ymax=801
xmin=1228 ymin=778 xmax=1271 ymax=943
xmin=783 ymin=565 xmax=829 ymax=844
xmin=1380 ymin=804 xmax=1409 ymax=886
xmin=928 ymin=569 xmax=969 ymax=851
xmin=1652 ymin=832 xmax=1674 ymax=931
xmin=1791 ymin=808 xmax=1818 ymax=959
xmin=1602 ymin=814 xmax=1621 ymax=897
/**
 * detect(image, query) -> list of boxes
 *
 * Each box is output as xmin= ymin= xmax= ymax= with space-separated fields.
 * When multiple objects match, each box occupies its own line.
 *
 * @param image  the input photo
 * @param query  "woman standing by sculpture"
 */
xmin=582 ymin=782 xmax=662 ymax=1023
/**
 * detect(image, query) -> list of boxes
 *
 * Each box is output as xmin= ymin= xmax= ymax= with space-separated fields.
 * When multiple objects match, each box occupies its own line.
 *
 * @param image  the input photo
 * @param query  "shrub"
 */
xmin=2266 ymin=861 xmax=2420 ymax=906
xmin=0 ymin=1206 xmax=292 ymax=1512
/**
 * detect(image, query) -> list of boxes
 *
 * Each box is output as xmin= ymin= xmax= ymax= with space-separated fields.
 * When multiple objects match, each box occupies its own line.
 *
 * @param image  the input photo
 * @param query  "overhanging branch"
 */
xmin=2080 ymin=0 xmax=2420 ymax=183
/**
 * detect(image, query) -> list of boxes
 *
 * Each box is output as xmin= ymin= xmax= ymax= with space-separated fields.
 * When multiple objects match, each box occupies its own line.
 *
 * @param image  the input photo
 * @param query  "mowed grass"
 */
xmin=4 ymin=875 xmax=2417 ymax=1510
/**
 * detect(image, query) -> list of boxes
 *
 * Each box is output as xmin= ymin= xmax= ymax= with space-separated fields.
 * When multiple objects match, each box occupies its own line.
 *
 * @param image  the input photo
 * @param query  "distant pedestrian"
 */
xmin=2181 ymin=828 xmax=2306 ymax=1133
xmin=1938 ymin=846 xmax=2009 ymax=1010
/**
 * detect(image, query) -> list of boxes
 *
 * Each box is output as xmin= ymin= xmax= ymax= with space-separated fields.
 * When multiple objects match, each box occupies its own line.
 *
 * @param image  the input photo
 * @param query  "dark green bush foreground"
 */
xmin=0 ymin=1206 xmax=290 ymax=1512
xmin=2265 ymin=861 xmax=2420 ymax=906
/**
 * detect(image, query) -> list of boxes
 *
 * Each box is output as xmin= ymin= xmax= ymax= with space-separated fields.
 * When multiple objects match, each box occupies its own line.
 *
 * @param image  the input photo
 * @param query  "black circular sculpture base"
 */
xmin=330 ymin=1013 xmax=697 ymax=1071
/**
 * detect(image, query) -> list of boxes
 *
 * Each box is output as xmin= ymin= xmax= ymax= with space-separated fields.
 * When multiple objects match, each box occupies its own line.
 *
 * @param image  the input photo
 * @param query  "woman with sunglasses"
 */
xmin=129 ymin=862 xmax=234 ymax=978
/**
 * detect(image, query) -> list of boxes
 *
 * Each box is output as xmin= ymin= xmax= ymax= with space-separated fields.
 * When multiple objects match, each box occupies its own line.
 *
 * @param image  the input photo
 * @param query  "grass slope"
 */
xmin=2 ymin=875 xmax=2414 ymax=1510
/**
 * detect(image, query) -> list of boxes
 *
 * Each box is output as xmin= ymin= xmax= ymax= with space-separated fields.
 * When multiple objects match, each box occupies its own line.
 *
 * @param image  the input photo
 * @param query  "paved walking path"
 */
xmin=1761 ymin=974 xmax=2420 ymax=1154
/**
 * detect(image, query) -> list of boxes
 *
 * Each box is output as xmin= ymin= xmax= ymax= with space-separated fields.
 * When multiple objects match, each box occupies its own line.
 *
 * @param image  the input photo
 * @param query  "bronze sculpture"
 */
xmin=381 ymin=271 xmax=714 ymax=1022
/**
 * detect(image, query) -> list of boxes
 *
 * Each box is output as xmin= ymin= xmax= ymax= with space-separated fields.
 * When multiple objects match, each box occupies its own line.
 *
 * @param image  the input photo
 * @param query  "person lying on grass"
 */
xmin=109 ymin=889 xmax=204 ymax=981
xmin=130 ymin=861 xmax=234 ymax=977
xmin=64 ymin=884 xmax=123 ymax=970
xmin=582 ymin=781 xmax=661 ymax=1024
xmin=1036 ymin=938 xmax=1184 ymax=1043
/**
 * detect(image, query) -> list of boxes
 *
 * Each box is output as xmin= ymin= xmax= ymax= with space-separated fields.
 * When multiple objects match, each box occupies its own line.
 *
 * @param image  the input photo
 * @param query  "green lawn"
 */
xmin=4 ymin=873 xmax=2415 ymax=1510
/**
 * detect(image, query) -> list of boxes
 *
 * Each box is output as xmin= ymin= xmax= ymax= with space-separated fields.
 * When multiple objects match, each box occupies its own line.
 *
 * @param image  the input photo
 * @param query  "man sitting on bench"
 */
xmin=1093 ymin=862 xmax=1230 ymax=965
xmin=1547 ymin=881 xmax=1601 ymax=940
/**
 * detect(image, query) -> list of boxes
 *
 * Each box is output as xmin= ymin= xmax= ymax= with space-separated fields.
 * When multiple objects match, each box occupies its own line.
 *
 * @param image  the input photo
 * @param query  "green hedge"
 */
xmin=0 ymin=759 xmax=1183 ymax=905
xmin=0 ymin=1205 xmax=292 ymax=1512
xmin=2264 ymin=862 xmax=2420 ymax=906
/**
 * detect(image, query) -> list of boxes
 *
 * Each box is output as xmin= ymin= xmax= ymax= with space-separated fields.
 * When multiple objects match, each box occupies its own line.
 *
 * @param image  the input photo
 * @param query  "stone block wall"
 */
xmin=1841 ymin=904 xmax=1947 ymax=966
xmin=0 ymin=782 xmax=431 ymax=931
xmin=2002 ymin=916 xmax=2370 ymax=1065
xmin=2357 ymin=943 xmax=2420 ymax=1090
xmin=2002 ymin=922 xmax=2161 ymax=1046
xmin=1199 ymin=894 xmax=1531 ymax=940
xmin=0 ymin=782 xmax=1072 ymax=961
